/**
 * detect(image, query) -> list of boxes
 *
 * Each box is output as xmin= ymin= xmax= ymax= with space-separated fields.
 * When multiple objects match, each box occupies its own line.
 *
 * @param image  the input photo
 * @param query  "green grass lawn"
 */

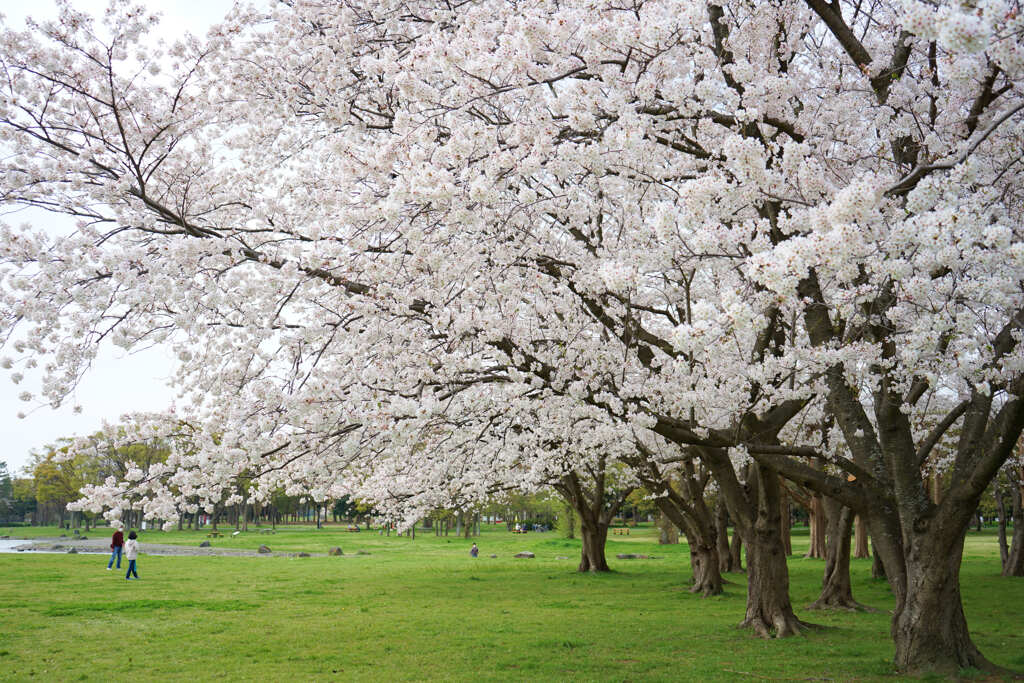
xmin=0 ymin=524 xmax=1020 ymax=681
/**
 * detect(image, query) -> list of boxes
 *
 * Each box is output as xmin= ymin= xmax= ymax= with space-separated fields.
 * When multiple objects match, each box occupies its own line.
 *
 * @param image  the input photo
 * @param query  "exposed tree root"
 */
xmin=806 ymin=595 xmax=877 ymax=612
xmin=739 ymin=613 xmax=819 ymax=638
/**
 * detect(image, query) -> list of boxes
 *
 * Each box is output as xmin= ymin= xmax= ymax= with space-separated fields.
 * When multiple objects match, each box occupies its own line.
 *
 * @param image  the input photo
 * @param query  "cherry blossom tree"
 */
xmin=2 ymin=0 xmax=1023 ymax=675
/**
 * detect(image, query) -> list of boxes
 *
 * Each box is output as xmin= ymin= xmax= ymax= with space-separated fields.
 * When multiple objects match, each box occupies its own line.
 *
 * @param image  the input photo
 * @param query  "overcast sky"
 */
xmin=1 ymin=1 xmax=236 ymax=475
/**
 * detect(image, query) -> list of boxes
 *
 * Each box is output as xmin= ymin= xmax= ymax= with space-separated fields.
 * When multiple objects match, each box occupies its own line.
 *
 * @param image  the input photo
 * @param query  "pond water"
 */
xmin=0 ymin=538 xmax=80 ymax=553
xmin=0 ymin=538 xmax=32 ymax=552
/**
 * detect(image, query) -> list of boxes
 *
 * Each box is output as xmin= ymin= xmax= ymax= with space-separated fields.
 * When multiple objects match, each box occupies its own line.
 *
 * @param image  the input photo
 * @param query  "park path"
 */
xmin=1 ymin=537 xmax=325 ymax=558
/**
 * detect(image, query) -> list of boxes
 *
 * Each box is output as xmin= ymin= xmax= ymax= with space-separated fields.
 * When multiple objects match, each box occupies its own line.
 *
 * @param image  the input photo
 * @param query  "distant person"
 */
xmin=124 ymin=531 xmax=140 ymax=580
xmin=107 ymin=526 xmax=124 ymax=570
xmin=470 ymin=543 xmax=479 ymax=558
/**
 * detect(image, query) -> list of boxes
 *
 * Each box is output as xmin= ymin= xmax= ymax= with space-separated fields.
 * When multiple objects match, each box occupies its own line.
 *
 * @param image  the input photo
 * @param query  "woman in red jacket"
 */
xmin=106 ymin=526 xmax=124 ymax=570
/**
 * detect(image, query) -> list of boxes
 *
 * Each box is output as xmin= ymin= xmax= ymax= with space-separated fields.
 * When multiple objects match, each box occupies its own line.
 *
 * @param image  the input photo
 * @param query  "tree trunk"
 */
xmin=656 ymin=511 xmax=679 ymax=544
xmin=561 ymin=502 xmax=577 ymax=539
xmin=853 ymin=514 xmax=870 ymax=559
xmin=808 ymin=498 xmax=867 ymax=610
xmin=696 ymin=451 xmax=804 ymax=636
xmin=652 ymin=495 xmax=722 ymax=596
xmin=871 ymin=544 xmax=886 ymax=580
xmin=689 ymin=540 xmax=724 ymax=597
xmin=890 ymin=535 xmax=994 ymax=674
xmin=555 ymin=466 xmax=632 ymax=574
xmin=1004 ymin=521 xmax=1024 ymax=577
xmin=742 ymin=529 xmax=807 ymax=637
xmin=779 ymin=483 xmax=791 ymax=556
xmin=999 ymin=481 xmax=1024 ymax=577
xmin=729 ymin=523 xmax=744 ymax=572
xmin=578 ymin=517 xmax=610 ymax=572
xmin=715 ymin=501 xmax=736 ymax=572
xmin=805 ymin=494 xmax=826 ymax=559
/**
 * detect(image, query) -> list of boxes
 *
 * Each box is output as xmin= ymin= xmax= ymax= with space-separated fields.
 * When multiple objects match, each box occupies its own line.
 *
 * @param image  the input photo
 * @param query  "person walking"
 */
xmin=470 ymin=542 xmax=479 ymax=558
xmin=124 ymin=531 xmax=140 ymax=580
xmin=107 ymin=526 xmax=124 ymax=570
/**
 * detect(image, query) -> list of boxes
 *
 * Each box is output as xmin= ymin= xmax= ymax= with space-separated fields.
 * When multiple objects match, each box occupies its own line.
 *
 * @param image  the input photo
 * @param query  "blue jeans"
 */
xmin=107 ymin=546 xmax=122 ymax=569
xmin=125 ymin=559 xmax=138 ymax=579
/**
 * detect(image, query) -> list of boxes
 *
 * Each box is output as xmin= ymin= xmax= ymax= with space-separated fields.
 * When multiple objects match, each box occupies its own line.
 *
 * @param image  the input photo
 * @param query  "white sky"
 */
xmin=0 ymin=1 xmax=235 ymax=475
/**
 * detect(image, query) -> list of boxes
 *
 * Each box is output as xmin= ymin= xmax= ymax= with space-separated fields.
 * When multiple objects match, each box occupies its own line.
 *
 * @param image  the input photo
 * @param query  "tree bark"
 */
xmin=652 ymin=495 xmax=722 ymax=596
xmin=729 ymin=524 xmax=744 ymax=572
xmin=555 ymin=464 xmax=632 ymax=574
xmin=715 ymin=500 xmax=736 ymax=572
xmin=631 ymin=454 xmax=723 ymax=595
xmin=997 ymin=480 xmax=1024 ymax=576
xmin=578 ymin=516 xmax=610 ymax=572
xmin=779 ymin=482 xmax=792 ymax=556
xmin=689 ymin=540 xmax=724 ymax=597
xmin=853 ymin=514 xmax=870 ymax=559
xmin=1004 ymin=520 xmax=1024 ymax=577
xmin=871 ymin=544 xmax=886 ymax=580
xmin=890 ymin=534 xmax=994 ymax=674
xmin=742 ymin=524 xmax=807 ymax=636
xmin=695 ymin=452 xmax=805 ymax=636
xmin=808 ymin=498 xmax=868 ymax=610
xmin=657 ymin=511 xmax=679 ymax=544
xmin=805 ymin=494 xmax=826 ymax=559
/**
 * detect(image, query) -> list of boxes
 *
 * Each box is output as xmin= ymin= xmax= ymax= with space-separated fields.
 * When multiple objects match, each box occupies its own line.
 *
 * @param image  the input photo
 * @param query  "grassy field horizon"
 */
xmin=1 ymin=523 xmax=1021 ymax=680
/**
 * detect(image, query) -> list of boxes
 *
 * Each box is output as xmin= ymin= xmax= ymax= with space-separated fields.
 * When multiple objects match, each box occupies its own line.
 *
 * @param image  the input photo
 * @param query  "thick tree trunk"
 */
xmin=742 ymin=530 xmax=807 ymax=637
xmin=688 ymin=541 xmax=724 ymax=597
xmin=853 ymin=514 xmax=870 ymax=559
xmin=738 ymin=467 xmax=807 ymax=637
xmin=890 ymin=536 xmax=994 ymax=674
xmin=556 ymin=465 xmax=632 ymax=574
xmin=861 ymin=501 xmax=1008 ymax=676
xmin=653 ymin=496 xmax=723 ymax=595
xmin=808 ymin=499 xmax=867 ymax=610
xmin=578 ymin=518 xmax=610 ymax=572
xmin=643 ymin=463 xmax=724 ymax=595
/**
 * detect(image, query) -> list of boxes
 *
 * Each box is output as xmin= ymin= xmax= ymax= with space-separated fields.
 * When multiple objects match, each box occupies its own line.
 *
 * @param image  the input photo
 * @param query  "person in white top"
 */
xmin=124 ymin=531 xmax=140 ymax=580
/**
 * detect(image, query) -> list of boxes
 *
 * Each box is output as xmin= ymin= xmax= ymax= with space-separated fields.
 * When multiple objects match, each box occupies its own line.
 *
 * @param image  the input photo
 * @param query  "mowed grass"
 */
xmin=0 ymin=524 xmax=1020 ymax=681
